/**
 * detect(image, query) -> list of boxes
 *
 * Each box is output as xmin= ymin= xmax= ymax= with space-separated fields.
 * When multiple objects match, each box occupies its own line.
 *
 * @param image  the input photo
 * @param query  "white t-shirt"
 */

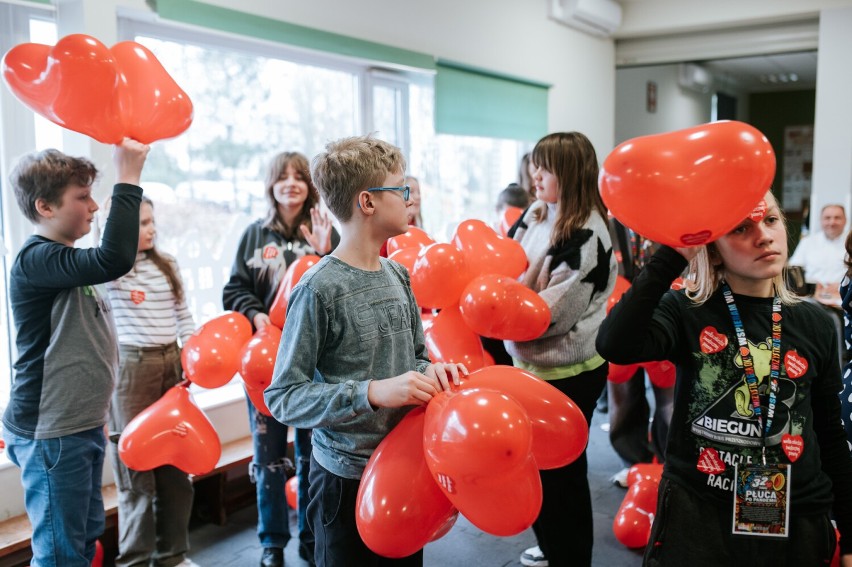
xmin=788 ymin=231 xmax=847 ymax=284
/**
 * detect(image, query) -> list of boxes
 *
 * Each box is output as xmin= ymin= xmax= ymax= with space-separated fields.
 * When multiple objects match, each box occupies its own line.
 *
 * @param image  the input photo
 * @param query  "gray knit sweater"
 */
xmin=504 ymin=201 xmax=617 ymax=369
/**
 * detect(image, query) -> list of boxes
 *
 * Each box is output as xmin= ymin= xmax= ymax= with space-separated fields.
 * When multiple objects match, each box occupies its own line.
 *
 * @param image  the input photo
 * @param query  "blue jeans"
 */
xmin=247 ymin=393 xmax=313 ymax=552
xmin=3 ymin=426 xmax=106 ymax=567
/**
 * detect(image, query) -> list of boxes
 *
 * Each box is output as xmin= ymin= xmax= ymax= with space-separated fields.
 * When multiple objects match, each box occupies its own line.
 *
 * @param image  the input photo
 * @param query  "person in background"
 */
xmin=265 ymin=135 xmax=467 ymax=567
xmin=605 ymin=219 xmax=673 ymax=488
xmin=789 ymin=203 xmax=847 ymax=305
xmin=518 ymin=152 xmax=536 ymax=203
xmin=3 ymin=140 xmax=149 ymax=566
xmin=789 ymin=203 xmax=848 ymax=365
xmin=223 ymin=151 xmax=339 ymax=567
xmin=496 ymin=182 xmax=531 ymax=216
xmin=106 ymin=196 xmax=199 ymax=567
xmin=598 ymin=193 xmax=852 ymax=566
xmin=405 ymin=175 xmax=423 ymax=228
xmin=506 ymin=132 xmax=617 ymax=567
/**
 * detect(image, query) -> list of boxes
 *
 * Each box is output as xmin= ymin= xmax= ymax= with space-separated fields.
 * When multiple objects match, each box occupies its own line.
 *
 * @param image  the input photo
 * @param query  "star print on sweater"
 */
xmin=581 ymin=238 xmax=614 ymax=294
xmin=547 ymin=228 xmax=593 ymax=275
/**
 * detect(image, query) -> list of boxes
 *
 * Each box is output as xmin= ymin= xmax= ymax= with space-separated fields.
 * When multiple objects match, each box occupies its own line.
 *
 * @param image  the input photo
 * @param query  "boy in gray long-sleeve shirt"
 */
xmin=264 ymin=136 xmax=465 ymax=567
xmin=3 ymin=140 xmax=149 ymax=566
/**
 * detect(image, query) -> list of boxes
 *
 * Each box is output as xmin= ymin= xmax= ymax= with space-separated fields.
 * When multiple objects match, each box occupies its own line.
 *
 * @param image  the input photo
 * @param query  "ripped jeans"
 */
xmin=246 ymin=393 xmax=313 ymax=554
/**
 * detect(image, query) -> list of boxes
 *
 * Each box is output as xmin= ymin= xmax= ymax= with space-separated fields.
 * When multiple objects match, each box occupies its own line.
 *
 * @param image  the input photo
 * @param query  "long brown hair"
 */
xmin=262 ymin=152 xmax=318 ymax=239
xmin=530 ymin=132 xmax=607 ymax=245
xmin=141 ymin=197 xmax=184 ymax=303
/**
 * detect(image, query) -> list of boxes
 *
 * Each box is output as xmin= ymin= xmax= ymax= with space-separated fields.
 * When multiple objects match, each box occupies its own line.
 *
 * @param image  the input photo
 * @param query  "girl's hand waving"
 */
xmin=300 ymin=206 xmax=333 ymax=255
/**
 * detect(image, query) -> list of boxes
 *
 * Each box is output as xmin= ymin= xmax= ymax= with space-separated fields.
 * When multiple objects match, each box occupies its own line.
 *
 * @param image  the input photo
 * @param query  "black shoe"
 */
xmin=260 ymin=547 xmax=284 ymax=567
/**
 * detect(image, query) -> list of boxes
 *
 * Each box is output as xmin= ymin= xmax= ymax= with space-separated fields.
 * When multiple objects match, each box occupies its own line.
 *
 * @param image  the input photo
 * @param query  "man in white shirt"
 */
xmin=789 ymin=203 xmax=847 ymax=306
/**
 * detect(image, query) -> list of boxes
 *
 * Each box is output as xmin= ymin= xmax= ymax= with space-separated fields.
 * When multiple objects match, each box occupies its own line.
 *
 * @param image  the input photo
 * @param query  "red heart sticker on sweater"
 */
xmin=781 ymin=434 xmax=803 ymax=462
xmin=784 ymin=351 xmax=808 ymax=379
xmin=130 ymin=290 xmax=146 ymax=304
xmin=699 ymin=326 xmax=728 ymax=354
xmin=696 ymin=447 xmax=725 ymax=475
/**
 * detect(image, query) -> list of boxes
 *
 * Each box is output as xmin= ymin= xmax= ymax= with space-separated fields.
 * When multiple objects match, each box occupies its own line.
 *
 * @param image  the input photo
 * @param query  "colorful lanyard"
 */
xmin=721 ymin=281 xmax=781 ymax=463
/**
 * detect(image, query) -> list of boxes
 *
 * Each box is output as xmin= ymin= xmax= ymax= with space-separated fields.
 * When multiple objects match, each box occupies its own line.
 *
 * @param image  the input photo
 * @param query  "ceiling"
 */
xmin=702 ymin=51 xmax=818 ymax=93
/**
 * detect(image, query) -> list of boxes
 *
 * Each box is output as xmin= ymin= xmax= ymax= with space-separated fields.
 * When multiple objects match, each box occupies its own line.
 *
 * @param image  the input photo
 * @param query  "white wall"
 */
xmin=614 ymin=64 xmax=711 ymax=145
xmin=811 ymin=6 xmax=852 ymax=219
xmin=617 ymin=0 xmax=852 ymax=37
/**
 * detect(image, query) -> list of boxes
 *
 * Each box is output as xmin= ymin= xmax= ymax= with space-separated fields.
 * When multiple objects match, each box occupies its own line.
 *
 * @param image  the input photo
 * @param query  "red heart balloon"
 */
xmin=118 ymin=385 xmax=221 ymax=476
xmin=430 ymin=451 xmax=542 ymax=537
xmin=627 ymin=463 xmax=663 ymax=486
xmin=642 ymin=360 xmax=676 ymax=388
xmin=244 ymin=383 xmax=272 ymax=417
xmin=111 ymin=41 xmax=194 ymax=144
xmin=460 ymin=366 xmax=589 ymax=470
xmin=613 ymin=501 xmax=655 ymax=549
xmin=3 ymin=34 xmax=123 ymax=143
xmin=285 ymin=475 xmax=298 ymax=509
xmin=388 ymin=246 xmax=419 ymax=275
xmin=498 ymin=206 xmax=524 ymax=237
xmin=608 ymin=275 xmax=631 ymax=314
xmin=239 ymin=325 xmax=282 ymax=391
xmin=608 ymin=362 xmax=640 ymax=384
xmin=182 ymin=311 xmax=252 ymax=389
xmin=458 ymin=274 xmax=551 ymax=341
xmin=451 ymin=219 xmax=527 ymax=280
xmin=423 ymin=388 xmax=532 ymax=480
xmin=269 ymin=255 xmax=320 ymax=328
xmin=356 ymin=408 xmax=456 ymax=558
xmin=386 ymin=226 xmax=435 ymax=256
xmin=423 ymin=306 xmax=486 ymax=371
xmin=599 ymin=121 xmax=775 ymax=247
xmin=410 ymin=243 xmax=471 ymax=309
xmin=2 ymin=34 xmax=193 ymax=144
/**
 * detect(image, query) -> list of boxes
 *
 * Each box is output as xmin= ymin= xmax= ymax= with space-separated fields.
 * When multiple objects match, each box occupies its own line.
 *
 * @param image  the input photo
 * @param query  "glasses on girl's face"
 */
xmin=367 ymin=185 xmax=410 ymax=201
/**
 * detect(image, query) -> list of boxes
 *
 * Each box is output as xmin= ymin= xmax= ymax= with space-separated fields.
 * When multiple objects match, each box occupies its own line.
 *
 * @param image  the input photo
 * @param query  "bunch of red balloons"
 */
xmin=613 ymin=463 xmax=662 ymax=549
xmin=388 ymin=220 xmax=550 ymax=371
xmin=355 ymin=365 xmax=589 ymax=557
xmin=599 ymin=121 xmax=775 ymax=248
xmin=2 ymin=34 xmax=193 ymax=144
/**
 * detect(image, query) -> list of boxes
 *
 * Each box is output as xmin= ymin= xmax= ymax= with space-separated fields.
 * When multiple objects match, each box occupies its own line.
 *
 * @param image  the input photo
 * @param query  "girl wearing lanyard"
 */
xmin=597 ymin=192 xmax=852 ymax=566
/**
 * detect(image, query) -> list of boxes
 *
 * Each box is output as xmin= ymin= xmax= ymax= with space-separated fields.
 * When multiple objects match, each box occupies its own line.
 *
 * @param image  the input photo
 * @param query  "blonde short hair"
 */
xmin=311 ymin=135 xmax=406 ymax=222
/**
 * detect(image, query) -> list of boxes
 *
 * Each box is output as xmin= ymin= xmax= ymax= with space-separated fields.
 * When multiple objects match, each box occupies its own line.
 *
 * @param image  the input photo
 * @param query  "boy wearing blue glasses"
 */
xmin=265 ymin=135 xmax=466 ymax=566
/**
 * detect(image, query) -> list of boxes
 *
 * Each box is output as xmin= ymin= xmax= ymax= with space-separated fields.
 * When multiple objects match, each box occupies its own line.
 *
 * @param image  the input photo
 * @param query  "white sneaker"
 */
xmin=520 ymin=545 xmax=548 ymax=567
xmin=174 ymin=559 xmax=201 ymax=567
xmin=610 ymin=467 xmax=630 ymax=488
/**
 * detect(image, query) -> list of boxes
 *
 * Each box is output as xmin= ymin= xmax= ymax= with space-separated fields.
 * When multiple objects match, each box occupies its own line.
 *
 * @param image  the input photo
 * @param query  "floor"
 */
xmin=187 ymin=406 xmax=646 ymax=567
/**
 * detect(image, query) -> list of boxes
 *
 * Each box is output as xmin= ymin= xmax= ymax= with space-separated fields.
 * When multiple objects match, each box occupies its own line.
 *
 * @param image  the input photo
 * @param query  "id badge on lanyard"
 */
xmin=721 ymin=282 xmax=790 ymax=538
xmin=733 ymin=462 xmax=791 ymax=536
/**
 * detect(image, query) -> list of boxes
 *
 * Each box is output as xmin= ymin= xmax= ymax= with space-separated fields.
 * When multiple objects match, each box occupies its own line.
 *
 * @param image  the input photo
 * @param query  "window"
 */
xmin=120 ymin=19 xmax=362 ymax=325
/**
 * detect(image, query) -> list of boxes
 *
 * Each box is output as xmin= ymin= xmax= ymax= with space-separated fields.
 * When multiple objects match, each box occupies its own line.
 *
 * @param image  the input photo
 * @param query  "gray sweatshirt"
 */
xmin=265 ymin=255 xmax=430 ymax=479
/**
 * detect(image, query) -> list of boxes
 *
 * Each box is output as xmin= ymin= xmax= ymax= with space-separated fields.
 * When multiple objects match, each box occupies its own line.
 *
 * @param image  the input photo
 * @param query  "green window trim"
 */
xmin=435 ymin=60 xmax=550 ymax=141
xmin=152 ymin=0 xmax=435 ymax=71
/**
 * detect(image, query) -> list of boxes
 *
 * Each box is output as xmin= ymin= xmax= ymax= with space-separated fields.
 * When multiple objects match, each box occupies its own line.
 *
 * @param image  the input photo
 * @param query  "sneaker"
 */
xmin=610 ymin=467 xmax=630 ymax=488
xmin=174 ymin=560 xmax=201 ymax=567
xmin=520 ymin=545 xmax=548 ymax=567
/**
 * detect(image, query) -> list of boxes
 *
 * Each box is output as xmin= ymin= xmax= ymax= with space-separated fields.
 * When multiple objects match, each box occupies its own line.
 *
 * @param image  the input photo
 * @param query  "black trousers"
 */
xmin=307 ymin=454 xmax=423 ymax=567
xmin=531 ymin=363 xmax=608 ymax=567
xmin=645 ymin=478 xmax=836 ymax=566
xmin=608 ymin=368 xmax=673 ymax=466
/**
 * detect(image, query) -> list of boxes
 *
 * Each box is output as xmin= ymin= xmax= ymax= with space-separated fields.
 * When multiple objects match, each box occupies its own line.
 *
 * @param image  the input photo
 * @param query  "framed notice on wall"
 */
xmin=782 ymin=125 xmax=813 ymax=212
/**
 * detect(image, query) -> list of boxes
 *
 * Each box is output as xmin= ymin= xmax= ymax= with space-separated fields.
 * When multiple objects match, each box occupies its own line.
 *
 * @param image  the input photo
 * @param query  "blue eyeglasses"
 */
xmin=366 ymin=185 xmax=410 ymax=201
